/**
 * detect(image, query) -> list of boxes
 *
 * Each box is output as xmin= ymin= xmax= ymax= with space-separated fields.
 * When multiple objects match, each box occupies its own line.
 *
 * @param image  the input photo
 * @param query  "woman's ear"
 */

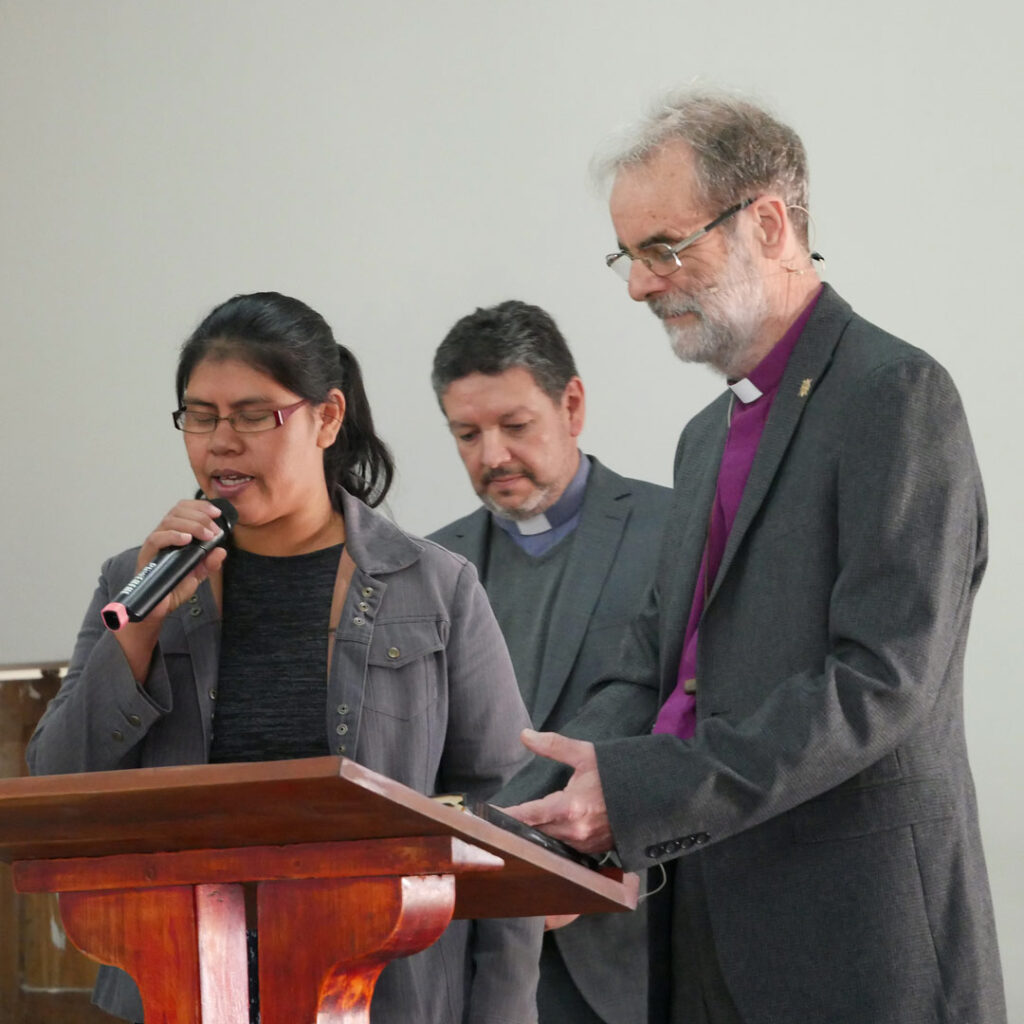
xmin=318 ymin=388 xmax=346 ymax=449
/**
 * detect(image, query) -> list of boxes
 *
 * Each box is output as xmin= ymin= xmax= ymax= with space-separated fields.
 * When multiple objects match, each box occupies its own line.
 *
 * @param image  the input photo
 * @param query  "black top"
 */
xmin=208 ymin=543 xmax=342 ymax=764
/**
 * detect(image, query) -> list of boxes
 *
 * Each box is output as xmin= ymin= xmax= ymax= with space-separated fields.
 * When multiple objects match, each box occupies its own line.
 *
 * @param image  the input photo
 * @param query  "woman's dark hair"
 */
xmin=176 ymin=292 xmax=394 ymax=508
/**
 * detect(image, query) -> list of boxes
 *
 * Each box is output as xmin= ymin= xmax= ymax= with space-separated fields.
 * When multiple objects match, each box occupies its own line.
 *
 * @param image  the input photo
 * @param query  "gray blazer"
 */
xmin=431 ymin=458 xmax=673 ymax=1024
xmin=502 ymin=287 xmax=1006 ymax=1023
xmin=28 ymin=489 xmax=541 ymax=1024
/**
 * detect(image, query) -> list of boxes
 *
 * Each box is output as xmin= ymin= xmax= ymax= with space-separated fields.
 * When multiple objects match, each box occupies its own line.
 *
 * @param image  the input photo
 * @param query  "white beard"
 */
xmin=648 ymin=240 xmax=769 ymax=377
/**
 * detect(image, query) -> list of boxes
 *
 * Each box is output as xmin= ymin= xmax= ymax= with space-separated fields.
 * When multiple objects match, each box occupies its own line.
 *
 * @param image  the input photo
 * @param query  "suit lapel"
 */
xmin=656 ymin=414 xmax=727 ymax=692
xmin=444 ymin=509 xmax=491 ymax=580
xmin=706 ymin=287 xmax=852 ymax=608
xmin=531 ymin=463 xmax=630 ymax=728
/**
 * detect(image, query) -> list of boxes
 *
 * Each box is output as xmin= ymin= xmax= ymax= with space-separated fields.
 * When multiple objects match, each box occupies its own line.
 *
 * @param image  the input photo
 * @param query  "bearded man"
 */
xmin=500 ymin=90 xmax=1006 ymax=1024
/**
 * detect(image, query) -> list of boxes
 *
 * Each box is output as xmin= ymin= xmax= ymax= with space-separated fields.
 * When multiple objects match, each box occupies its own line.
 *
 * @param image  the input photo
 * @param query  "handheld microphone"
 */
xmin=101 ymin=498 xmax=238 ymax=631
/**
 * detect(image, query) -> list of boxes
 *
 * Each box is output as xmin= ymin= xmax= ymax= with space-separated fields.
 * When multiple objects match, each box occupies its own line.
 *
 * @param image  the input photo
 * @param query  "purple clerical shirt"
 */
xmin=652 ymin=288 xmax=823 ymax=739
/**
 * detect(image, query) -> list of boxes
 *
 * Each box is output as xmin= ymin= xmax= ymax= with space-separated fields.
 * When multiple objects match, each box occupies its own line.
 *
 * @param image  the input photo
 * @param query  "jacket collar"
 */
xmin=337 ymin=487 xmax=424 ymax=576
xmin=531 ymin=457 xmax=636 ymax=727
xmin=176 ymin=485 xmax=423 ymax=636
xmin=705 ymin=283 xmax=853 ymax=607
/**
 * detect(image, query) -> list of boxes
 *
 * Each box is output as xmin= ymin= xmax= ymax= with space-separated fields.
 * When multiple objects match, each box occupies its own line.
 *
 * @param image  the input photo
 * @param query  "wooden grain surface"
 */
xmin=0 ymin=756 xmax=637 ymax=918
xmin=0 ymin=675 xmax=108 ymax=1023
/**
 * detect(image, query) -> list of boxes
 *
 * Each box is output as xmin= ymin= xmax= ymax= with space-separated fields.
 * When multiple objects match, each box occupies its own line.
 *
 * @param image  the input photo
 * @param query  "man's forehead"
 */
xmin=442 ymin=367 xmax=556 ymax=416
xmin=609 ymin=144 xmax=705 ymax=239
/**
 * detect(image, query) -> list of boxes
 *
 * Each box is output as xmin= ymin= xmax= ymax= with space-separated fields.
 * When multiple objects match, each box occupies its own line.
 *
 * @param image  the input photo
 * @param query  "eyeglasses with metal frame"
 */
xmin=172 ymin=399 xmax=309 ymax=434
xmin=605 ymin=197 xmax=756 ymax=281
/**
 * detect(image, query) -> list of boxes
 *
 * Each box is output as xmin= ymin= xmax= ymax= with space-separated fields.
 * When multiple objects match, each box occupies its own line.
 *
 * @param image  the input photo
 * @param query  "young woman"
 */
xmin=27 ymin=291 xmax=540 ymax=1023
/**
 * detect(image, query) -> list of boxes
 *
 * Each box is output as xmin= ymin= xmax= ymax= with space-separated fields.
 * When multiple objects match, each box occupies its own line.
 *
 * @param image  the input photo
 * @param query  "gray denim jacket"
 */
xmin=28 ymin=489 xmax=540 ymax=1023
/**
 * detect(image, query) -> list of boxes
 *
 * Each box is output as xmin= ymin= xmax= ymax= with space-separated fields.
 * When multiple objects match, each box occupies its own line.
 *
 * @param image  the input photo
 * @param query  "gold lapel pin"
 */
xmin=799 ymin=378 xmax=812 ymax=398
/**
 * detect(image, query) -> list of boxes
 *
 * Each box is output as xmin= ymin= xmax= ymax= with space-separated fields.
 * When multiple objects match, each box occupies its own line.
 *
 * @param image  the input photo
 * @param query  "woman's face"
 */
xmin=180 ymin=356 xmax=344 ymax=533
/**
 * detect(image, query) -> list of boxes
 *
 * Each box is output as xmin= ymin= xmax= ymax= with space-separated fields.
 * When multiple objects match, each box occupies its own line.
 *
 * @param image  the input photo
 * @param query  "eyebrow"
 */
xmin=181 ymin=395 xmax=277 ymax=409
xmin=640 ymin=231 xmax=681 ymax=248
xmin=617 ymin=231 xmax=681 ymax=252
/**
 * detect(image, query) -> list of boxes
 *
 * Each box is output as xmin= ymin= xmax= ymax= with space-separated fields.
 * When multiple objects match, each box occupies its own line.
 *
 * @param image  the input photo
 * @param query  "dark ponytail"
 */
xmin=327 ymin=344 xmax=394 ymax=507
xmin=177 ymin=292 xmax=395 ymax=509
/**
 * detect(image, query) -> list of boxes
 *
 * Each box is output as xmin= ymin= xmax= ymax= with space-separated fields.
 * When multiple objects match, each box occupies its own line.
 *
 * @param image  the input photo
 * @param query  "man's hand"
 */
xmin=502 ymin=729 xmax=613 ymax=855
xmin=544 ymin=913 xmax=580 ymax=931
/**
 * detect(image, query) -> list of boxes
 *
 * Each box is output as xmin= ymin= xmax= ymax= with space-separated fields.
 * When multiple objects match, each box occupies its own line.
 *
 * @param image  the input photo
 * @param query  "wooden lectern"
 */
xmin=0 ymin=756 xmax=636 ymax=1023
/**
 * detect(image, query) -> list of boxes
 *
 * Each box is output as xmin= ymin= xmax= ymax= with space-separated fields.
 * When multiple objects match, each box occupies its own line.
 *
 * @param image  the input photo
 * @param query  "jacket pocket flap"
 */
xmin=366 ymin=620 xmax=444 ymax=668
xmin=790 ymin=778 xmax=953 ymax=844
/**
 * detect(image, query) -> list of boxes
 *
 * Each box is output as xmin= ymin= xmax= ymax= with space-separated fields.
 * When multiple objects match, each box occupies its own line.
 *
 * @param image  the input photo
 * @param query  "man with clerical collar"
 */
xmin=428 ymin=299 xmax=673 ymax=1024
xmin=499 ymin=90 xmax=1006 ymax=1023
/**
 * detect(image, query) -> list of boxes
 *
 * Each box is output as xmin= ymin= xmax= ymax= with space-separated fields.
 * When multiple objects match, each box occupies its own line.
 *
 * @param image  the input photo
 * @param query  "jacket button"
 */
xmin=188 ymin=594 xmax=199 ymax=604
xmin=111 ymin=730 xmax=124 ymax=742
xmin=337 ymin=744 xmax=347 ymax=754
xmin=127 ymin=714 xmax=142 ymax=727
xmin=695 ymin=832 xmax=711 ymax=845
xmin=336 ymin=723 xmax=349 ymax=736
xmin=353 ymin=616 xmax=365 ymax=626
xmin=681 ymin=836 xmax=696 ymax=849
xmin=667 ymin=839 xmax=682 ymax=853
xmin=358 ymin=601 xmax=370 ymax=612
xmin=387 ymin=647 xmax=400 ymax=659
xmin=337 ymin=704 xmax=349 ymax=715
xmin=189 ymin=606 xmax=202 ymax=617
xmin=644 ymin=845 xmax=659 ymax=858
xmin=361 ymin=587 xmax=374 ymax=597
xmin=209 ymin=690 xmax=217 ymax=700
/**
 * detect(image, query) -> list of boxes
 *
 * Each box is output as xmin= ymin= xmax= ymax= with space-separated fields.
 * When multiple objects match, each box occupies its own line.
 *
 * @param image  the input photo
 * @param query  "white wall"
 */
xmin=1 ymin=0 xmax=1020 ymax=1009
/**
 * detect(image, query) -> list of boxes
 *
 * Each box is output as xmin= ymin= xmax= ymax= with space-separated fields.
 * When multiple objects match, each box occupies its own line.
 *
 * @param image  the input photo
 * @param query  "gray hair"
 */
xmin=594 ymin=89 xmax=810 ymax=246
xmin=431 ymin=300 xmax=578 ymax=405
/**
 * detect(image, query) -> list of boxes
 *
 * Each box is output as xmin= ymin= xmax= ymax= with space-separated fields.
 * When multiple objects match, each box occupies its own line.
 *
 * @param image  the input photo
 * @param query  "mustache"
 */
xmin=648 ymin=296 xmax=703 ymax=320
xmin=647 ymin=285 xmax=724 ymax=321
xmin=482 ymin=466 xmax=537 ymax=486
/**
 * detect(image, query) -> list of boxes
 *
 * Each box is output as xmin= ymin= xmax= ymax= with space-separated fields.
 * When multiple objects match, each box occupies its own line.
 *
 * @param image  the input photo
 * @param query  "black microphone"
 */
xmin=101 ymin=499 xmax=238 ymax=630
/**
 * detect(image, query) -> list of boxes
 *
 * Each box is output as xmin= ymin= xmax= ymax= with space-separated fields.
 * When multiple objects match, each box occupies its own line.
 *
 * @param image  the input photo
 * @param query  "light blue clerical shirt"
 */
xmin=491 ymin=453 xmax=591 ymax=557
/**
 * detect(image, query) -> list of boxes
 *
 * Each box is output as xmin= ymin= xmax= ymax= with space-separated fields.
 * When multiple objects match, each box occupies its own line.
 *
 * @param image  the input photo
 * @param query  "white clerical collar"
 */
xmin=491 ymin=453 xmax=591 ymax=538
xmin=728 ymin=377 xmax=763 ymax=404
xmin=513 ymin=512 xmax=552 ymax=535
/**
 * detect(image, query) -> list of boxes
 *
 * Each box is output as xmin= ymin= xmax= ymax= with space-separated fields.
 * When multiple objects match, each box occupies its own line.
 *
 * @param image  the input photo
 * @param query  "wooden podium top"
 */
xmin=0 ymin=757 xmax=637 ymax=918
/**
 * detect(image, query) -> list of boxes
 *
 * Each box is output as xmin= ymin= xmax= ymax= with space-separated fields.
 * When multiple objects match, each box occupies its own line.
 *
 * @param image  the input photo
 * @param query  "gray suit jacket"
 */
xmin=502 ymin=288 xmax=1006 ymax=1023
xmin=431 ymin=458 xmax=673 ymax=1024
xmin=29 ymin=489 xmax=541 ymax=1024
